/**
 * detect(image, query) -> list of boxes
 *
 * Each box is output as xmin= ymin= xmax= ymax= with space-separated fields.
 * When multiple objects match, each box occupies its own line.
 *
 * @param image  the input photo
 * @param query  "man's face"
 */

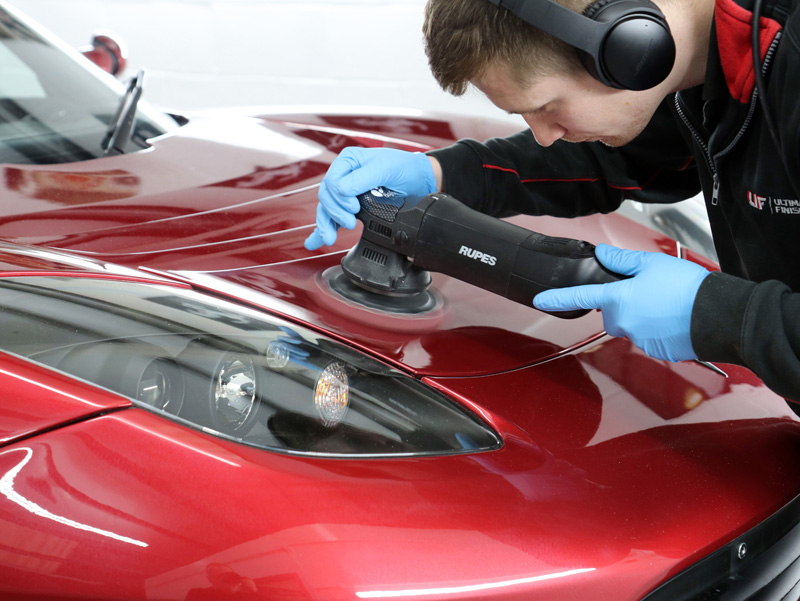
xmin=472 ymin=63 xmax=667 ymax=147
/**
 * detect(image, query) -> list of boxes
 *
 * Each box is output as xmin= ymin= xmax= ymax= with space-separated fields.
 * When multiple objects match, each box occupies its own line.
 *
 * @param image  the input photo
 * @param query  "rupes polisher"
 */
xmin=328 ymin=187 xmax=625 ymax=319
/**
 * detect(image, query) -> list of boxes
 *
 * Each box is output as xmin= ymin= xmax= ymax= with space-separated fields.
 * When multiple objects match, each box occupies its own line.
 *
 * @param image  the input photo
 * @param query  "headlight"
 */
xmin=166 ymin=328 xmax=500 ymax=456
xmin=255 ymin=330 xmax=500 ymax=456
xmin=0 ymin=276 xmax=501 ymax=457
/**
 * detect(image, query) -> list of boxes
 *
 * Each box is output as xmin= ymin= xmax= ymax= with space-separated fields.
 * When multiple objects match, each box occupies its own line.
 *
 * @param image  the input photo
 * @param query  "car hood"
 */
xmin=0 ymin=110 xmax=674 ymax=377
xmin=1 ymin=106 xmax=800 ymax=600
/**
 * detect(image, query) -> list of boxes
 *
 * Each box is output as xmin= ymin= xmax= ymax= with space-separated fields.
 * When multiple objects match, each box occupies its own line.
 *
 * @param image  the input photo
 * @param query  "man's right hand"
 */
xmin=304 ymin=147 xmax=438 ymax=250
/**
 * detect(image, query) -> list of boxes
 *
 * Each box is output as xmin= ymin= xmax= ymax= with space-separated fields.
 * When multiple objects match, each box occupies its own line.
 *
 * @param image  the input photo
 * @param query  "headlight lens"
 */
xmin=0 ymin=276 xmax=501 ymax=457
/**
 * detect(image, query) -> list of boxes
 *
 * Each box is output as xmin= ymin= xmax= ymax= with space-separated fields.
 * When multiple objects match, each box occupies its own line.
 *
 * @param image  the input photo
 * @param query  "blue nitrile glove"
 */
xmin=304 ymin=147 xmax=437 ymax=250
xmin=533 ymin=244 xmax=710 ymax=362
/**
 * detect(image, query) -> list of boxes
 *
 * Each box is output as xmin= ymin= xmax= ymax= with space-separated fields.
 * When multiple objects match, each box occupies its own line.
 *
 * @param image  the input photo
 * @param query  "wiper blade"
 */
xmin=102 ymin=68 xmax=145 ymax=156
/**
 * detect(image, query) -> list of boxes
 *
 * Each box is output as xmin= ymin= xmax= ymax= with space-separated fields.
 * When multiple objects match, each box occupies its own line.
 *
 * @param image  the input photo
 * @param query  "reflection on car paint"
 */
xmin=0 ymin=446 xmax=148 ymax=547
xmin=5 ymin=167 xmax=141 ymax=203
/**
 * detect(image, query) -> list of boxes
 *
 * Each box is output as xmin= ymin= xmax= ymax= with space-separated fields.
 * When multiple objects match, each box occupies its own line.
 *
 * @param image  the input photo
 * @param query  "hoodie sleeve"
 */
xmin=691 ymin=272 xmax=800 ymax=402
xmin=427 ymin=95 xmax=700 ymax=218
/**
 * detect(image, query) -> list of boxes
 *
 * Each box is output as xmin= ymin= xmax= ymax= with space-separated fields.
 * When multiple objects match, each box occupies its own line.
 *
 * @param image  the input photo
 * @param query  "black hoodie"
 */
xmin=428 ymin=0 xmax=800 ymax=400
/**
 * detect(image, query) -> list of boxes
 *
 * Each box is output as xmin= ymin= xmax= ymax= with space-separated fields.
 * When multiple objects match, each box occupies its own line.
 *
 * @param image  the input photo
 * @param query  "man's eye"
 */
xmin=524 ymin=105 xmax=548 ymax=117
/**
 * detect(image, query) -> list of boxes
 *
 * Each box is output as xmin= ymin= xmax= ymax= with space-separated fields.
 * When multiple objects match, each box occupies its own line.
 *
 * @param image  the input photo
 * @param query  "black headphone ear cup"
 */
xmin=580 ymin=0 xmax=676 ymax=90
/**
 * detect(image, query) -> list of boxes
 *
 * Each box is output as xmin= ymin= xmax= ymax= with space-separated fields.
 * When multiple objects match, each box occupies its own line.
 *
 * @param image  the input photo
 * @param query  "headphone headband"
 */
xmin=487 ymin=0 xmax=675 ymax=90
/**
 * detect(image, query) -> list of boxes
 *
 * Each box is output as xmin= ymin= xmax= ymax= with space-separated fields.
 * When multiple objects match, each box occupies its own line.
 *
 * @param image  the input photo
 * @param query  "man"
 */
xmin=304 ymin=0 xmax=800 ymax=402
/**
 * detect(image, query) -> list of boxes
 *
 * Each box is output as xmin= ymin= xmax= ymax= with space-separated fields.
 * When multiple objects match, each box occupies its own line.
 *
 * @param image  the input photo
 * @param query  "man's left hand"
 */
xmin=533 ymin=244 xmax=710 ymax=362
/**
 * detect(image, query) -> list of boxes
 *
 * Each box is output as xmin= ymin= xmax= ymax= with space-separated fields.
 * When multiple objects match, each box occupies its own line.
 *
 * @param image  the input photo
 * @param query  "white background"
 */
xmin=10 ymin=0 xmax=512 ymax=119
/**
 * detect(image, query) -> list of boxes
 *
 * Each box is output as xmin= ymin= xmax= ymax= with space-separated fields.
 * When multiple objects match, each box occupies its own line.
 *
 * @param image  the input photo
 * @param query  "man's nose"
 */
xmin=524 ymin=115 xmax=566 ymax=147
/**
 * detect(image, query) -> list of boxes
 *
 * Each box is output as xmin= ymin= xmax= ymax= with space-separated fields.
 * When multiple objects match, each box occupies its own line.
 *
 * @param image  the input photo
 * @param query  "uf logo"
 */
xmin=747 ymin=190 xmax=766 ymax=210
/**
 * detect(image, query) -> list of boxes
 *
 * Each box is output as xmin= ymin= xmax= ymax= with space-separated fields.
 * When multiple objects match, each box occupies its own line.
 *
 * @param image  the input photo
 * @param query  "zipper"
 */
xmin=674 ymin=33 xmax=781 ymax=206
xmin=674 ymin=92 xmax=717 ymax=202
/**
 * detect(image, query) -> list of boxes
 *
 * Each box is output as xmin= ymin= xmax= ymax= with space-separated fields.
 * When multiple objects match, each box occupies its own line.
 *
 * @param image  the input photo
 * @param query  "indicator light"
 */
xmin=315 ymin=362 xmax=349 ymax=427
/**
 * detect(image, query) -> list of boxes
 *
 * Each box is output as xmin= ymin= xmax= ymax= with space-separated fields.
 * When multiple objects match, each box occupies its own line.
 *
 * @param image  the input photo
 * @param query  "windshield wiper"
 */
xmin=102 ymin=68 xmax=145 ymax=156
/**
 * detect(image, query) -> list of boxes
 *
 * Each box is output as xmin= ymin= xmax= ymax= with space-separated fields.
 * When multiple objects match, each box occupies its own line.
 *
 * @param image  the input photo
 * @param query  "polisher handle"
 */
xmin=350 ymin=188 xmax=625 ymax=318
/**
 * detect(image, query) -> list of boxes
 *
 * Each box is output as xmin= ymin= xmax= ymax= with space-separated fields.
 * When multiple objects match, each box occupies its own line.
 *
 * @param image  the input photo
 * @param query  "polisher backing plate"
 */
xmin=314 ymin=266 xmax=447 ymax=332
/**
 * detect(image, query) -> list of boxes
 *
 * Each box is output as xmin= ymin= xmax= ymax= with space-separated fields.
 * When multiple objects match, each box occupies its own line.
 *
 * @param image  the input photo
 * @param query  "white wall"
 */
xmin=10 ymin=0 xmax=512 ymax=120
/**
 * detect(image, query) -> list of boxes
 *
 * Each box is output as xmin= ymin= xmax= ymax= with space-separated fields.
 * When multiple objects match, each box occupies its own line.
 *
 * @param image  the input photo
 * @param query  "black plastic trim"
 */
xmin=643 ymin=493 xmax=800 ymax=600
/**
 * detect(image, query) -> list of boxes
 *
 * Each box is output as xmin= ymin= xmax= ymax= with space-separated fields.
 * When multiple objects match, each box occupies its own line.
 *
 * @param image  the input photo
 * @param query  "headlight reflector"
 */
xmin=213 ymin=354 xmax=258 ymax=432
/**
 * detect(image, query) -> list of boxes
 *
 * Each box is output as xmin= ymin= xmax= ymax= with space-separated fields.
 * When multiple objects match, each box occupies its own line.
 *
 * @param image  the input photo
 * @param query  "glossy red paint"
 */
xmin=1 ymin=14 xmax=799 ymax=597
xmin=190 ymin=210 xmax=671 ymax=376
xmin=1 ymin=344 xmax=799 ymax=601
xmin=0 ymin=351 xmax=131 ymax=446
xmin=0 ymin=111 xmax=666 ymax=376
xmin=1 ymin=105 xmax=797 ymax=598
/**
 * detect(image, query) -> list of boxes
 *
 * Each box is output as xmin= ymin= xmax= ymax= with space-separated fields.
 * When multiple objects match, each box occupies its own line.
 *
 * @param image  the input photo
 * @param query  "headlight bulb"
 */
xmin=315 ymin=362 xmax=349 ymax=427
xmin=213 ymin=354 xmax=258 ymax=432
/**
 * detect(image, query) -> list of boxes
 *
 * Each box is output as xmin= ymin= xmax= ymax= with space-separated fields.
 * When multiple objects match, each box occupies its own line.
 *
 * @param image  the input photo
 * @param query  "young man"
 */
xmin=304 ymin=0 xmax=800 ymax=402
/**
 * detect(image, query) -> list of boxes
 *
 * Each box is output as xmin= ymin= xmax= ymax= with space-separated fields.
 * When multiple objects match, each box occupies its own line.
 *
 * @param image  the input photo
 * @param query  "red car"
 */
xmin=1 ymin=2 xmax=800 ymax=600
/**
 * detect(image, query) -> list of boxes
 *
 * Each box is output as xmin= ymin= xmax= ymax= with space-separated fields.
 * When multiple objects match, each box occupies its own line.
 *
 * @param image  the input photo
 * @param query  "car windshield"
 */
xmin=0 ymin=4 xmax=178 ymax=164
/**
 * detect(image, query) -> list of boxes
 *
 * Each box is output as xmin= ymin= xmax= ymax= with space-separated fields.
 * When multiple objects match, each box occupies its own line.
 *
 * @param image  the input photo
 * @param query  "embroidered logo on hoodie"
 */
xmin=747 ymin=190 xmax=800 ymax=214
xmin=747 ymin=190 xmax=766 ymax=210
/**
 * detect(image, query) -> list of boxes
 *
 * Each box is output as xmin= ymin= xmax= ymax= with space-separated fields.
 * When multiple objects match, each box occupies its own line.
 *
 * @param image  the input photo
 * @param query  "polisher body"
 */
xmin=341 ymin=188 xmax=625 ymax=318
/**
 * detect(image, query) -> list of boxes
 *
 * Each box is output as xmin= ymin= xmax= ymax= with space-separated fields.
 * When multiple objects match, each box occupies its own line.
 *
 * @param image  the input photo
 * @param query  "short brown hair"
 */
xmin=423 ymin=0 xmax=588 ymax=96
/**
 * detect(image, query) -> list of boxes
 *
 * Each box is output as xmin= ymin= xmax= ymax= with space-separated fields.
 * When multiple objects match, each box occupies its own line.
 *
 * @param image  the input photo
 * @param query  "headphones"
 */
xmin=486 ymin=0 xmax=676 ymax=90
